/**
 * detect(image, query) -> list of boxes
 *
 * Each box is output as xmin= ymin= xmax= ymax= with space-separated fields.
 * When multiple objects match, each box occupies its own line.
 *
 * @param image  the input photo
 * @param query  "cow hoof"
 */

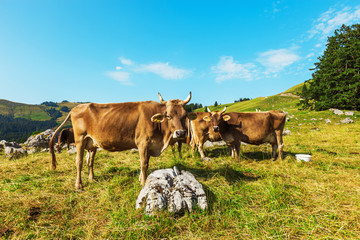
xmin=75 ymin=182 xmax=83 ymax=189
xmin=201 ymin=157 xmax=212 ymax=162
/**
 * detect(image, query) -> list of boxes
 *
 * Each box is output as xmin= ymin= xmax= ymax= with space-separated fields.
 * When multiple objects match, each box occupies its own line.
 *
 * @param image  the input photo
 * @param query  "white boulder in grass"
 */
xmin=136 ymin=166 xmax=208 ymax=215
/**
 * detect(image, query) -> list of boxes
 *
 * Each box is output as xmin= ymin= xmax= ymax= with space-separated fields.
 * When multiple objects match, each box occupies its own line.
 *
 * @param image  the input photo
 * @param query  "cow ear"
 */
xmin=151 ymin=113 xmax=165 ymax=122
xmin=222 ymin=114 xmax=231 ymax=121
xmin=203 ymin=116 xmax=211 ymax=122
xmin=187 ymin=112 xmax=197 ymax=120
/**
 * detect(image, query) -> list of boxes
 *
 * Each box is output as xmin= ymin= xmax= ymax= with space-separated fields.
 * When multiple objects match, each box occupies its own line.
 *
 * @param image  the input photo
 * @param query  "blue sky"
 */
xmin=1 ymin=1 xmax=360 ymax=106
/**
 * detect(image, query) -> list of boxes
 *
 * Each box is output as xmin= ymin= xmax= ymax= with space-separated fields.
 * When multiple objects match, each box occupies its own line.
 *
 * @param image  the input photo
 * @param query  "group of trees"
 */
xmin=0 ymin=115 xmax=57 ymax=143
xmin=184 ymin=103 xmax=203 ymax=112
xmin=234 ymin=97 xmax=251 ymax=103
xmin=41 ymin=101 xmax=58 ymax=107
xmin=300 ymin=24 xmax=360 ymax=110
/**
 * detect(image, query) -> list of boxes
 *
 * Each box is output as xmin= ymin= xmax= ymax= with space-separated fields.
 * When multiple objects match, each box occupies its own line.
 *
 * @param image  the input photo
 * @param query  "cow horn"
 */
xmin=207 ymin=107 xmax=211 ymax=112
xmin=221 ymin=106 xmax=227 ymax=113
xmin=158 ymin=92 xmax=166 ymax=104
xmin=181 ymin=92 xmax=191 ymax=105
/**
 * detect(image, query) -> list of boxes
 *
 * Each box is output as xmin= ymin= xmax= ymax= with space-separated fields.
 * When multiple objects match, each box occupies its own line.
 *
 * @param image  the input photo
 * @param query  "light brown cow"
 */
xmin=49 ymin=92 xmax=196 ymax=189
xmin=189 ymin=110 xmax=223 ymax=160
xmin=203 ymin=108 xmax=286 ymax=161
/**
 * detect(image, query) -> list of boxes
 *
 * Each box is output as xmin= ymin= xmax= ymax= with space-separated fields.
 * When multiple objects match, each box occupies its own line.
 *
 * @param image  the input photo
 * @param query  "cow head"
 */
xmin=151 ymin=92 xmax=196 ymax=139
xmin=202 ymin=106 xmax=230 ymax=132
xmin=55 ymin=143 xmax=62 ymax=153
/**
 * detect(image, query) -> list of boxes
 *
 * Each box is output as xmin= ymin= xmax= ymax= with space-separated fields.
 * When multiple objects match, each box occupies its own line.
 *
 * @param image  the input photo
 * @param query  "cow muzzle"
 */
xmin=213 ymin=126 xmax=219 ymax=132
xmin=173 ymin=129 xmax=187 ymax=139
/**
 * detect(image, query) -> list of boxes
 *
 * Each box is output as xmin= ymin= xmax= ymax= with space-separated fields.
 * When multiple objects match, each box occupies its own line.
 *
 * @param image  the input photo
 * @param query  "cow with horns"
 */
xmin=49 ymin=92 xmax=196 ymax=189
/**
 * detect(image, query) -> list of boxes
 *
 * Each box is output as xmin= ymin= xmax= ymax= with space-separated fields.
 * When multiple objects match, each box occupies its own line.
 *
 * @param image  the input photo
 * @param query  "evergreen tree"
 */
xmin=301 ymin=24 xmax=360 ymax=110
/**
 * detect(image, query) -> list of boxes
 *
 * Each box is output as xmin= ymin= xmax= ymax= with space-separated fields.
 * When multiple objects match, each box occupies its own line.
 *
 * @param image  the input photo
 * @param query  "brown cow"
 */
xmin=189 ymin=110 xmax=223 ymax=161
xmin=169 ymin=118 xmax=191 ymax=159
xmin=55 ymin=128 xmax=74 ymax=153
xmin=49 ymin=92 xmax=196 ymax=189
xmin=203 ymin=108 xmax=286 ymax=161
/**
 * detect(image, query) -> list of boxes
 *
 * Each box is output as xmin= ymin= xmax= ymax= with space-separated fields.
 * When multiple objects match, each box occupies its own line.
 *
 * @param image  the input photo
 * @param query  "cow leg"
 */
xmin=198 ymin=142 xmax=206 ymax=159
xmin=138 ymin=147 xmax=150 ymax=186
xmin=190 ymin=136 xmax=197 ymax=157
xmin=171 ymin=143 xmax=176 ymax=157
xmin=272 ymin=143 xmax=278 ymax=160
xmin=275 ymin=130 xmax=284 ymax=160
xmin=75 ymin=137 xmax=86 ymax=189
xmin=87 ymin=149 xmax=97 ymax=180
xmin=232 ymin=142 xmax=241 ymax=161
xmin=177 ymin=141 xmax=182 ymax=159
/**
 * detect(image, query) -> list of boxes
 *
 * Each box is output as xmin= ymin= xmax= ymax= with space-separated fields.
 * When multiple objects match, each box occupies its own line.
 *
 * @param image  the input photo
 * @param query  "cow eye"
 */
xmin=167 ymin=115 xmax=172 ymax=120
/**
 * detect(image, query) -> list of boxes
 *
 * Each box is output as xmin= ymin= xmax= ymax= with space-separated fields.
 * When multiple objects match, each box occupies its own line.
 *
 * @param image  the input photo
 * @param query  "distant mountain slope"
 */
xmin=0 ymin=99 xmax=80 ymax=122
xmin=0 ymin=100 xmax=81 ymax=142
xmin=197 ymin=83 xmax=302 ymax=112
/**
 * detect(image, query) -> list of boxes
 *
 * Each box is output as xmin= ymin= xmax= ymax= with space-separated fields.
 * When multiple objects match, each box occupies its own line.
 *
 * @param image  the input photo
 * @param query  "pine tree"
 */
xmin=301 ymin=24 xmax=360 ymax=110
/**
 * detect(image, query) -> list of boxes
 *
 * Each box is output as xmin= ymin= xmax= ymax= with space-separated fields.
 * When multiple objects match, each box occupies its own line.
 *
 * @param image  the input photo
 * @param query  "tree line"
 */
xmin=300 ymin=24 xmax=360 ymax=111
xmin=0 ymin=115 xmax=57 ymax=143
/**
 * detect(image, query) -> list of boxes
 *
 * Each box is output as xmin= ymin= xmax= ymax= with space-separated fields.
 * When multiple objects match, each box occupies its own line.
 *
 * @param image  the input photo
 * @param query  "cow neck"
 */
xmin=218 ymin=120 xmax=230 ymax=135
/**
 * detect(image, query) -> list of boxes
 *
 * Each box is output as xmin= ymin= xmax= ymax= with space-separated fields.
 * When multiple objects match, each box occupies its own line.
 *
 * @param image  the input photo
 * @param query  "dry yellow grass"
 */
xmin=0 ymin=109 xmax=359 ymax=239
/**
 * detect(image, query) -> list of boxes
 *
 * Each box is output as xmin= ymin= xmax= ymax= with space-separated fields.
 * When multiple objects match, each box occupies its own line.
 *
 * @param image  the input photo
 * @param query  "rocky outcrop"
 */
xmin=0 ymin=140 xmax=21 ymax=149
xmin=136 ymin=166 xmax=208 ymax=215
xmin=24 ymin=129 xmax=55 ymax=150
xmin=4 ymin=146 xmax=27 ymax=159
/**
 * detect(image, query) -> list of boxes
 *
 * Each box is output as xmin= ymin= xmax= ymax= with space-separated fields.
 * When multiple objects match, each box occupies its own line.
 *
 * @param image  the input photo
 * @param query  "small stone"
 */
xmin=333 ymin=109 xmax=344 ymax=115
xmin=283 ymin=129 xmax=291 ymax=136
xmin=340 ymin=118 xmax=354 ymax=124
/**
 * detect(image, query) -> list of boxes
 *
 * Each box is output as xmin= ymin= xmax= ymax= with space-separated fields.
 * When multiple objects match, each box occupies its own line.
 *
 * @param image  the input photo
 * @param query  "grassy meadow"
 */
xmin=1 ymin=93 xmax=360 ymax=239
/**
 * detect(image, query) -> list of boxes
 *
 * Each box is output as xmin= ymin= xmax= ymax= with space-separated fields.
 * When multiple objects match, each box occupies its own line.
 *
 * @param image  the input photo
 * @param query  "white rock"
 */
xmin=345 ymin=111 xmax=354 ymax=116
xmin=136 ymin=166 xmax=208 ymax=215
xmin=333 ymin=109 xmax=344 ymax=115
xmin=4 ymin=146 xmax=27 ymax=159
xmin=340 ymin=118 xmax=354 ymax=124
xmin=283 ymin=129 xmax=291 ymax=136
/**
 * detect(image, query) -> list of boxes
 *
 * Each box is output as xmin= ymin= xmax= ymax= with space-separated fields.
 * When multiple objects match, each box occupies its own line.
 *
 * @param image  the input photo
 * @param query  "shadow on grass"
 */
xmin=174 ymin=163 xmax=261 ymax=184
xmin=202 ymin=146 xmax=294 ymax=162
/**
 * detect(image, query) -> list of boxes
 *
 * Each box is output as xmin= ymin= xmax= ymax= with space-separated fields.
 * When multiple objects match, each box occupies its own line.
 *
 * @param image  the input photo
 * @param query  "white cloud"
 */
xmin=119 ymin=57 xmax=133 ymax=66
xmin=309 ymin=6 xmax=360 ymax=39
xmin=257 ymin=49 xmax=300 ymax=74
xmin=315 ymin=43 xmax=322 ymax=48
xmin=115 ymin=66 xmax=122 ymax=70
xmin=106 ymin=71 xmax=132 ymax=85
xmin=138 ymin=62 xmax=191 ymax=80
xmin=211 ymin=56 xmax=256 ymax=83
xmin=305 ymin=52 xmax=315 ymax=59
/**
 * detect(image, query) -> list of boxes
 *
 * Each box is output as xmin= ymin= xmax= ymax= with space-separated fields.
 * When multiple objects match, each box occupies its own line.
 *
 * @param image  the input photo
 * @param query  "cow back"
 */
xmin=70 ymin=101 xmax=164 ymax=151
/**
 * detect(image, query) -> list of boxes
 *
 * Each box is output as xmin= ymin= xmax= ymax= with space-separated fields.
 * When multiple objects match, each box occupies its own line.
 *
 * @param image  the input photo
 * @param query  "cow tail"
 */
xmin=49 ymin=112 xmax=71 ymax=170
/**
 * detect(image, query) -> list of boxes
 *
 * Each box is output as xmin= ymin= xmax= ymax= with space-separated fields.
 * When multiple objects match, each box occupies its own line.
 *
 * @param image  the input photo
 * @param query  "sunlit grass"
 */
xmin=1 ymin=108 xmax=360 ymax=239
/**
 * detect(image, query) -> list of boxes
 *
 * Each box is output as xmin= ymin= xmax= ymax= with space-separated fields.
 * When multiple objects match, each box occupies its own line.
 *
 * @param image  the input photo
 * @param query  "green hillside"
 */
xmin=0 ymin=99 xmax=80 ymax=122
xmin=0 ymin=100 xmax=81 ymax=142
xmin=197 ymin=84 xmax=302 ymax=113
xmin=0 ymin=99 xmax=50 ymax=121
